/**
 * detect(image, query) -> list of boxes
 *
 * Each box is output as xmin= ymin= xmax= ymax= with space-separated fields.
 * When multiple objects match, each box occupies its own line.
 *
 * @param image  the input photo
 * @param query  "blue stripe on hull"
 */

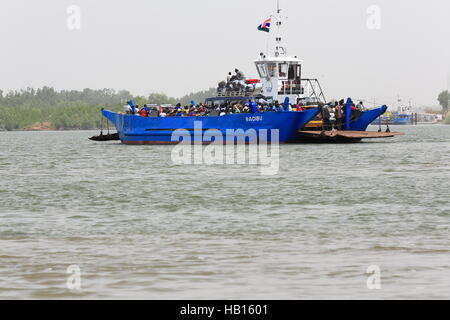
xmin=102 ymin=108 xmax=318 ymax=144
xmin=393 ymin=117 xmax=412 ymax=125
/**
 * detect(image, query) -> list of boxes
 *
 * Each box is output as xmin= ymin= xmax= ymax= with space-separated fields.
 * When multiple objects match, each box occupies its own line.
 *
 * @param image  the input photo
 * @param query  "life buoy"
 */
xmin=245 ymin=79 xmax=260 ymax=85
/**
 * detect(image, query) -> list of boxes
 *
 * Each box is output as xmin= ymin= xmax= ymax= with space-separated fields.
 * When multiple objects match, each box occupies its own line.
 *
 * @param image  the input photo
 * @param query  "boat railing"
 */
xmin=300 ymin=79 xmax=327 ymax=104
xmin=278 ymin=80 xmax=302 ymax=95
xmin=217 ymin=90 xmax=256 ymax=97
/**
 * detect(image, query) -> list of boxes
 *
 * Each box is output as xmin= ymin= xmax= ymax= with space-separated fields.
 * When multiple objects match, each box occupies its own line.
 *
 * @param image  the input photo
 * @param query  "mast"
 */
xmin=274 ymin=0 xmax=286 ymax=57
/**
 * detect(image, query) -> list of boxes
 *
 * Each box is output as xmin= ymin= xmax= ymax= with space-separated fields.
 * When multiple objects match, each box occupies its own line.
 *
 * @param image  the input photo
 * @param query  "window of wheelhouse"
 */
xmin=256 ymin=63 xmax=268 ymax=79
xmin=288 ymin=64 xmax=301 ymax=80
xmin=267 ymin=63 xmax=277 ymax=77
xmin=293 ymin=64 xmax=302 ymax=94
xmin=278 ymin=63 xmax=288 ymax=79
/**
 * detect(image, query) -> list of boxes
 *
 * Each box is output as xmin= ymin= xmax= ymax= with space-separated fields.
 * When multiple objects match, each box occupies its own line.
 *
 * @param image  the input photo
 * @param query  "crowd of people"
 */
xmin=123 ymin=99 xmax=309 ymax=118
xmin=318 ymin=99 xmax=365 ymax=130
xmin=122 ymin=98 xmax=366 ymax=130
xmin=217 ymin=68 xmax=261 ymax=94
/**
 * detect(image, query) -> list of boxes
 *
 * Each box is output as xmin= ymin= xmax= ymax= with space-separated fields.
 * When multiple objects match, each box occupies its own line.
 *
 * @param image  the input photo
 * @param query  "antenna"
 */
xmin=274 ymin=0 xmax=286 ymax=57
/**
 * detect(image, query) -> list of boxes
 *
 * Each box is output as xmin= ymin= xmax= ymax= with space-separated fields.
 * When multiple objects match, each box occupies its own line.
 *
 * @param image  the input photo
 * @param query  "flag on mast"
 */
xmin=258 ymin=18 xmax=271 ymax=33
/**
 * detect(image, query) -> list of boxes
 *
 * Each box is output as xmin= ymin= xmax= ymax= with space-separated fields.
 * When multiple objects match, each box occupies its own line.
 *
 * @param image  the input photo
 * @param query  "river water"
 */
xmin=0 ymin=125 xmax=449 ymax=299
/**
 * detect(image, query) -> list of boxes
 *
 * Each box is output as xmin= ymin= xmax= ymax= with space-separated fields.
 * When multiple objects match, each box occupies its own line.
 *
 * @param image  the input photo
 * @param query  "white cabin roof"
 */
xmin=254 ymin=56 xmax=303 ymax=64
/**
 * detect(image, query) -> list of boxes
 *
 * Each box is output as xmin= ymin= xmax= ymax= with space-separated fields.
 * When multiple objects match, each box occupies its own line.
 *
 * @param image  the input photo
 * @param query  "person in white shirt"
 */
xmin=356 ymin=101 xmax=365 ymax=111
xmin=124 ymin=104 xmax=132 ymax=114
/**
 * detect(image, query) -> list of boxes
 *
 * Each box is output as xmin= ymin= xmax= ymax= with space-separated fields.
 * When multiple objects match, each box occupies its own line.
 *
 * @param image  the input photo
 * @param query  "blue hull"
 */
xmin=393 ymin=117 xmax=412 ymax=125
xmin=348 ymin=106 xmax=388 ymax=131
xmin=102 ymin=108 xmax=318 ymax=144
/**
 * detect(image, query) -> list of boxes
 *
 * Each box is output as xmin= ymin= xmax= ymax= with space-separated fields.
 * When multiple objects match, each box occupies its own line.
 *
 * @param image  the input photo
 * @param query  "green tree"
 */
xmin=445 ymin=113 xmax=450 ymax=124
xmin=438 ymin=90 xmax=449 ymax=115
xmin=179 ymin=88 xmax=216 ymax=105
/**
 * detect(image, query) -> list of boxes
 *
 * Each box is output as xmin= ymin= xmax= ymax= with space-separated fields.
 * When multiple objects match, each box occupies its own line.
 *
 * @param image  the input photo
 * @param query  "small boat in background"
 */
xmin=374 ymin=98 xmax=441 ymax=126
xmin=89 ymin=132 xmax=119 ymax=141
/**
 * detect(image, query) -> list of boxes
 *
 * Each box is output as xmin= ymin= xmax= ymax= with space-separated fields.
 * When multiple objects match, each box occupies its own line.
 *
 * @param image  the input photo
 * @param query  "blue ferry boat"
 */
xmin=102 ymin=107 xmax=318 ymax=144
xmin=99 ymin=3 xmax=387 ymax=144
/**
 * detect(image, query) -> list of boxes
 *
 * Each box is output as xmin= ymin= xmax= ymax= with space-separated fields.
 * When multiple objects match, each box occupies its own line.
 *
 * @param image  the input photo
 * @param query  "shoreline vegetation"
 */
xmin=1 ymin=87 xmax=449 ymax=131
xmin=445 ymin=113 xmax=450 ymax=124
xmin=0 ymin=87 xmax=215 ymax=131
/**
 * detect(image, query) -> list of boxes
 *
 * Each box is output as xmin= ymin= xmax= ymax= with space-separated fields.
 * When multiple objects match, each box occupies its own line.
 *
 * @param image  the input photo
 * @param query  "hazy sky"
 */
xmin=1 ymin=0 xmax=449 ymax=107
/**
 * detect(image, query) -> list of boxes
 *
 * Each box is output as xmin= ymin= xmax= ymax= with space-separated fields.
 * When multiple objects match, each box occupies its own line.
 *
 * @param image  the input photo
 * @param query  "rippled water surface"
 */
xmin=0 ymin=125 xmax=449 ymax=299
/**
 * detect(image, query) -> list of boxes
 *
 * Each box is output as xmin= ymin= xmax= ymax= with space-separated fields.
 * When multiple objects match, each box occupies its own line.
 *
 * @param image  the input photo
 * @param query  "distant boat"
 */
xmin=374 ymin=99 xmax=440 ymax=125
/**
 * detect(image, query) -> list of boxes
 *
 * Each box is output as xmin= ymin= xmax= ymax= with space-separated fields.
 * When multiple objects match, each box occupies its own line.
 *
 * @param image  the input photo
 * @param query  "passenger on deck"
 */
xmin=249 ymin=99 xmax=257 ymax=113
xmin=226 ymin=81 xmax=233 ymax=92
xmin=235 ymin=101 xmax=243 ymax=113
xmin=198 ymin=104 xmax=205 ymax=115
xmin=329 ymin=104 xmax=336 ymax=129
xmin=218 ymin=81 xmax=226 ymax=92
xmin=225 ymin=102 xmax=232 ymax=114
xmin=283 ymin=98 xmax=292 ymax=111
xmin=227 ymin=72 xmax=232 ymax=83
xmin=235 ymin=68 xmax=245 ymax=81
xmin=356 ymin=101 xmax=365 ymax=111
xmin=124 ymin=102 xmax=132 ymax=114
xmin=322 ymin=104 xmax=331 ymax=130
xmin=219 ymin=103 xmax=227 ymax=115
xmin=276 ymin=102 xmax=284 ymax=112
xmin=183 ymin=105 xmax=190 ymax=116
xmin=139 ymin=106 xmax=148 ymax=117
xmin=335 ymin=101 xmax=343 ymax=130
xmin=128 ymin=100 xmax=136 ymax=114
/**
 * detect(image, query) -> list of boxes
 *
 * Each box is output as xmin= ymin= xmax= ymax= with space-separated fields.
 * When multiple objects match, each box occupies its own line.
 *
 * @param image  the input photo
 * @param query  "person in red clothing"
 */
xmin=139 ymin=107 xmax=148 ymax=117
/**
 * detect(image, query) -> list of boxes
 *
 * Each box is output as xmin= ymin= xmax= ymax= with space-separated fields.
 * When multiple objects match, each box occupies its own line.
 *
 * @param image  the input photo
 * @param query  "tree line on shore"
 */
xmin=1 ymin=87 xmax=449 ymax=130
xmin=0 ymin=87 xmax=216 ymax=131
